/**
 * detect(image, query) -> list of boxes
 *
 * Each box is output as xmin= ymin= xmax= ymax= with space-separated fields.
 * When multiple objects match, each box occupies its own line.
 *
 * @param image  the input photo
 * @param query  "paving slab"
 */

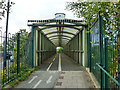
xmin=54 ymin=71 xmax=95 ymax=88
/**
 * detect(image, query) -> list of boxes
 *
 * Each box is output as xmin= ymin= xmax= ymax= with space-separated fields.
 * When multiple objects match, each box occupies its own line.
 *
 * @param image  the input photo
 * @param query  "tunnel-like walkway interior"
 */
xmin=27 ymin=13 xmax=88 ymax=68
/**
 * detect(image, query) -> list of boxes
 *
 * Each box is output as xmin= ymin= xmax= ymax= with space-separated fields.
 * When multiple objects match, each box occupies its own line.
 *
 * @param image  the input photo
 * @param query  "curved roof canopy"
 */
xmin=28 ymin=15 xmax=87 ymax=46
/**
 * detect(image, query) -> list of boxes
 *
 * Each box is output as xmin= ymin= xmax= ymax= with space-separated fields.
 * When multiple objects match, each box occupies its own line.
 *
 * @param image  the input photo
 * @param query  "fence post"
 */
xmin=86 ymin=25 xmax=91 ymax=70
xmin=105 ymin=38 xmax=108 ymax=88
xmin=31 ymin=26 xmax=34 ymax=68
xmin=17 ymin=33 xmax=20 ymax=74
xmin=99 ymin=11 xmax=105 ymax=88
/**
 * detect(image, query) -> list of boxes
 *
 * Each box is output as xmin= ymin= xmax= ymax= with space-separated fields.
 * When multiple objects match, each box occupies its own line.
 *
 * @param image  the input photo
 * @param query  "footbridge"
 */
xmin=0 ymin=13 xmax=120 ymax=89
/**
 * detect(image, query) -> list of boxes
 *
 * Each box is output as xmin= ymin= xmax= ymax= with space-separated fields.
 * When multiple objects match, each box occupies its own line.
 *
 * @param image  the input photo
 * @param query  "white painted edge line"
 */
xmin=58 ymin=54 xmax=62 ymax=71
xmin=33 ymin=80 xmax=42 ymax=88
xmin=28 ymin=76 xmax=38 ymax=84
xmin=46 ymin=75 xmax=53 ymax=84
xmin=47 ymin=62 xmax=53 ymax=71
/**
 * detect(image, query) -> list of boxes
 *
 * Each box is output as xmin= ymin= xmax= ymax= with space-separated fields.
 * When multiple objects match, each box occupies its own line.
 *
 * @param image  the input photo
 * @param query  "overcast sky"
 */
xmin=0 ymin=0 xmax=81 ymax=34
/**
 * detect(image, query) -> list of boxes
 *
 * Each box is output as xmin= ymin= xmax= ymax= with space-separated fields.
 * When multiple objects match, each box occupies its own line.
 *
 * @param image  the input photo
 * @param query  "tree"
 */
xmin=0 ymin=0 xmax=5 ymax=20
xmin=0 ymin=0 xmax=15 ymax=20
xmin=66 ymin=1 xmax=120 ymax=37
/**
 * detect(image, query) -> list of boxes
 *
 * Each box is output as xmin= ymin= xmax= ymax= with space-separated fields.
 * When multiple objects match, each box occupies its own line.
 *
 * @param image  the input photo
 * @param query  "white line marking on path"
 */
xmin=53 ymin=58 xmax=55 ymax=61
xmin=28 ymin=76 xmax=38 ymax=84
xmin=58 ymin=54 xmax=62 ymax=71
xmin=47 ymin=63 xmax=53 ymax=71
xmin=46 ymin=75 xmax=53 ymax=84
xmin=33 ymin=80 xmax=42 ymax=88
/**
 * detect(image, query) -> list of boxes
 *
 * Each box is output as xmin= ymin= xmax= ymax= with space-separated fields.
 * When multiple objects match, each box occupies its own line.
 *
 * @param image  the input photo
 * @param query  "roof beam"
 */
xmin=45 ymin=31 xmax=75 ymax=36
xmin=49 ymin=37 xmax=70 ymax=41
xmin=47 ymin=35 xmax=73 ymax=39
xmin=28 ymin=24 xmax=86 ymax=27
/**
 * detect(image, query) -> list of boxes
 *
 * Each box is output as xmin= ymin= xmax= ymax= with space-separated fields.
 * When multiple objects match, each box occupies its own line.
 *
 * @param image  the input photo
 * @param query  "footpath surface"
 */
xmin=54 ymin=54 xmax=95 ymax=88
xmin=54 ymin=71 xmax=94 ymax=88
xmin=15 ymin=53 xmax=95 ymax=89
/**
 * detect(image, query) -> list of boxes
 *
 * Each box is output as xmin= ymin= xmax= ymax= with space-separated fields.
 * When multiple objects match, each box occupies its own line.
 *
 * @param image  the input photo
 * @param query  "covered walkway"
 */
xmin=1 ymin=13 xmax=119 ymax=89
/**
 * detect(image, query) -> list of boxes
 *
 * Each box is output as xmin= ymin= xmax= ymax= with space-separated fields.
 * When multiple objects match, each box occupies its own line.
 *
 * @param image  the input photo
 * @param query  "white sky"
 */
xmin=0 ymin=0 xmax=81 ymax=34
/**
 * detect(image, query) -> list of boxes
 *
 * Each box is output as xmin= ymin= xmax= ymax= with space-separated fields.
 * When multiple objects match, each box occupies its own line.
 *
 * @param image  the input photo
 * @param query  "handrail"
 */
xmin=96 ymin=63 xmax=120 ymax=86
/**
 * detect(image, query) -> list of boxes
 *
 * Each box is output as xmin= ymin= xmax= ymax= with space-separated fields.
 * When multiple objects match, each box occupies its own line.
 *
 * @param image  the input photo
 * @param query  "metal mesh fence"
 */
xmin=0 ymin=31 xmax=33 ymax=88
xmin=106 ymin=35 xmax=120 ymax=88
xmin=89 ymin=13 xmax=120 ymax=88
xmin=90 ymin=18 xmax=101 ymax=84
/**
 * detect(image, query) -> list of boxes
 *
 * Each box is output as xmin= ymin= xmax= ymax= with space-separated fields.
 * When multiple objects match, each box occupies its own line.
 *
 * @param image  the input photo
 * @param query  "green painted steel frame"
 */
xmin=31 ymin=26 xmax=34 ymax=68
xmin=17 ymin=33 xmax=20 ymax=74
xmin=99 ymin=12 xmax=104 ymax=88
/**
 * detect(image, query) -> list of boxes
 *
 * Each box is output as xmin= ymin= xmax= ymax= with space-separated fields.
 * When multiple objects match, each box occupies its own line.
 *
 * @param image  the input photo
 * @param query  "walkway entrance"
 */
xmin=28 ymin=13 xmax=88 ymax=68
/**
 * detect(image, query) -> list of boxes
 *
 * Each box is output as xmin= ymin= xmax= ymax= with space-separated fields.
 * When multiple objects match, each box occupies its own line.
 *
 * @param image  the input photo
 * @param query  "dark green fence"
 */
xmin=0 ymin=30 xmax=33 ymax=87
xmin=88 ymin=12 xmax=120 ymax=89
xmin=90 ymin=15 xmax=101 ymax=84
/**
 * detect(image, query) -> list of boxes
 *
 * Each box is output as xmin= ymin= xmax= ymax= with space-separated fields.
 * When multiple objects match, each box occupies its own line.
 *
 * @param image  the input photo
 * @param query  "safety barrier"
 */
xmin=0 ymin=30 xmax=34 ymax=87
xmin=88 ymin=12 xmax=120 ymax=89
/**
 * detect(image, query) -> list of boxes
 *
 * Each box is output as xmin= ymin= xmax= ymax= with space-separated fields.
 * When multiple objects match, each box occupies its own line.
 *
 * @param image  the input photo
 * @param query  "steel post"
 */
xmin=99 ymin=11 xmax=104 ymax=88
xmin=105 ymin=38 xmax=108 ymax=88
xmin=17 ymin=33 xmax=20 ymax=74
xmin=31 ymin=26 xmax=34 ymax=68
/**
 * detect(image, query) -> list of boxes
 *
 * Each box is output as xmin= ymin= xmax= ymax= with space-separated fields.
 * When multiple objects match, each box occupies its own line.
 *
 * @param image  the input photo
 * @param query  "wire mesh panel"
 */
xmin=19 ymin=32 xmax=32 ymax=76
xmin=90 ymin=18 xmax=101 ymax=84
xmin=106 ymin=35 xmax=120 ymax=88
xmin=0 ymin=31 xmax=17 ymax=86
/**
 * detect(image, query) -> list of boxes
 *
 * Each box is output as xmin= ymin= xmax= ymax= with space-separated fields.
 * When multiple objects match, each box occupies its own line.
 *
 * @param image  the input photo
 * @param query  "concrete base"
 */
xmin=86 ymin=68 xmax=100 ymax=88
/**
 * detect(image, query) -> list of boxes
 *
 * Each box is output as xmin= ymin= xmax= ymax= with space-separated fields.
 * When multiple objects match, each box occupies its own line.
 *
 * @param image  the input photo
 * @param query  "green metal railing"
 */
xmin=88 ymin=12 xmax=120 ymax=89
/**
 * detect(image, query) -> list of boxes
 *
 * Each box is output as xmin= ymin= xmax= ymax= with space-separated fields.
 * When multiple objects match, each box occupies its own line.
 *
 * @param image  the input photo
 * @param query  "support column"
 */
xmin=39 ymin=32 xmax=42 ymax=64
xmin=84 ymin=26 xmax=88 ymax=67
xmin=38 ymin=31 xmax=40 ymax=66
xmin=78 ymin=31 xmax=82 ymax=65
xmin=31 ymin=26 xmax=34 ymax=68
